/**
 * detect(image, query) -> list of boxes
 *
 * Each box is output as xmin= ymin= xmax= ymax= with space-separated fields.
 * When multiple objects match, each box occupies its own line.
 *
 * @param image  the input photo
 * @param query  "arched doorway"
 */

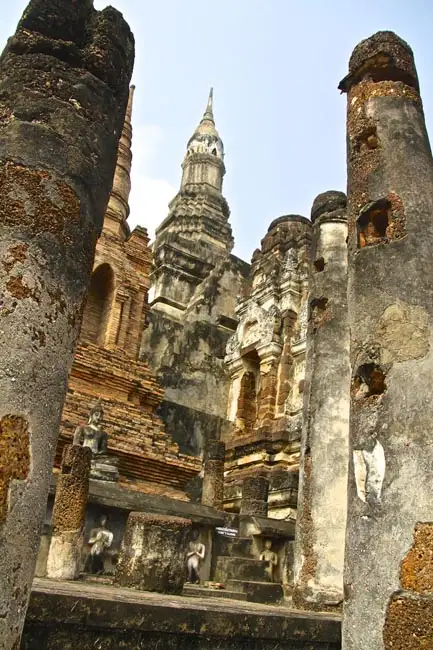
xmin=81 ymin=263 xmax=115 ymax=346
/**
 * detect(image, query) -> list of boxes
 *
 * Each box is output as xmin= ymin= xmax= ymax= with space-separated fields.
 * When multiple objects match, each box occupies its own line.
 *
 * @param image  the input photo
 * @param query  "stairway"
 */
xmin=211 ymin=535 xmax=283 ymax=604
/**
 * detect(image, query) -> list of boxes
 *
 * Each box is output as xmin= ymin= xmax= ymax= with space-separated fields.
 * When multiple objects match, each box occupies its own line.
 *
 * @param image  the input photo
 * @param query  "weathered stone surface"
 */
xmin=375 ymin=301 xmax=429 ymax=364
xmin=202 ymin=440 xmax=225 ymax=509
xmin=227 ymin=580 xmax=284 ymax=604
xmin=46 ymin=444 xmax=91 ymax=580
xmin=214 ymin=556 xmax=270 ymax=583
xmin=224 ymin=215 xmax=312 ymax=519
xmin=240 ymin=475 xmax=270 ymax=517
xmin=293 ymin=191 xmax=350 ymax=611
xmin=183 ymin=583 xmax=248 ymax=601
xmin=22 ymin=578 xmax=341 ymax=649
xmin=0 ymin=1 xmax=134 ymax=645
xmin=115 ymin=512 xmax=192 ymax=594
xmin=340 ymin=31 xmax=433 ymax=649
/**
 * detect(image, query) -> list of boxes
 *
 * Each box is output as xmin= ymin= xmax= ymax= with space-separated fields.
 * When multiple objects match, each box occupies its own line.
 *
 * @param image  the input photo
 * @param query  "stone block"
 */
xmin=227 ymin=579 xmax=284 ymax=604
xmin=214 ymin=556 xmax=270 ymax=583
xmin=240 ymin=475 xmax=269 ymax=517
xmin=217 ymin=536 xmax=254 ymax=558
xmin=202 ymin=440 xmax=225 ymax=509
xmin=115 ymin=512 xmax=192 ymax=594
xmin=183 ymin=583 xmax=248 ymax=601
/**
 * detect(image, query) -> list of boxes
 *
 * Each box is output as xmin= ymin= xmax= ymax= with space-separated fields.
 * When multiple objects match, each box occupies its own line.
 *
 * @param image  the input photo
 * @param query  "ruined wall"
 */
xmin=58 ymin=88 xmax=201 ymax=496
xmin=23 ymin=583 xmax=341 ymax=649
xmin=143 ymin=253 xmax=250 ymax=456
xmin=224 ymin=215 xmax=312 ymax=519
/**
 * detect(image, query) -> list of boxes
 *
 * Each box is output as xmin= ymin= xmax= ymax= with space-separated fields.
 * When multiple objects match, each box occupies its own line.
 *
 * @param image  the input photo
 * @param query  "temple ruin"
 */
xmin=0 ymin=2 xmax=432 ymax=649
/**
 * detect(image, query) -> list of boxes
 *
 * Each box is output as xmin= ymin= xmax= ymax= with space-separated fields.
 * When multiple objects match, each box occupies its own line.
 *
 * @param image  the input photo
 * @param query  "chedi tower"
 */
xmin=142 ymin=90 xmax=249 ymax=457
xmin=339 ymin=31 xmax=433 ymax=649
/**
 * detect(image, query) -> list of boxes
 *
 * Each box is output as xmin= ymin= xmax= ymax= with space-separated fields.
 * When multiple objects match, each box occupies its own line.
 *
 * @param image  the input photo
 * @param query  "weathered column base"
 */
xmin=115 ymin=512 xmax=192 ymax=594
xmin=202 ymin=440 xmax=225 ymax=509
xmin=292 ymin=582 xmax=343 ymax=612
xmin=240 ymin=474 xmax=269 ymax=517
xmin=46 ymin=532 xmax=84 ymax=581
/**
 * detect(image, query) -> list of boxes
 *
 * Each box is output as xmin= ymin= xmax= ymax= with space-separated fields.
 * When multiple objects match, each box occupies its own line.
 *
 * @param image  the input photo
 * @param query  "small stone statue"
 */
xmin=73 ymin=401 xmax=119 ymax=482
xmin=260 ymin=539 xmax=278 ymax=582
xmin=84 ymin=515 xmax=114 ymax=575
xmin=73 ymin=401 xmax=108 ymax=456
xmin=186 ymin=531 xmax=205 ymax=584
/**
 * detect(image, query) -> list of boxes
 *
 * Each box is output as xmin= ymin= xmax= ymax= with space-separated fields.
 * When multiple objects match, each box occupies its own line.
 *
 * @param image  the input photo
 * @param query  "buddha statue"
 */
xmin=260 ymin=539 xmax=278 ymax=582
xmin=73 ymin=401 xmax=108 ymax=455
xmin=84 ymin=515 xmax=114 ymax=575
xmin=186 ymin=530 xmax=206 ymax=584
xmin=73 ymin=402 xmax=119 ymax=482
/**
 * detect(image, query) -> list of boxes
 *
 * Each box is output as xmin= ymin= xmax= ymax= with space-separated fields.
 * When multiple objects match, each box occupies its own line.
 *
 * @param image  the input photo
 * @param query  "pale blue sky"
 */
xmin=3 ymin=1 xmax=433 ymax=261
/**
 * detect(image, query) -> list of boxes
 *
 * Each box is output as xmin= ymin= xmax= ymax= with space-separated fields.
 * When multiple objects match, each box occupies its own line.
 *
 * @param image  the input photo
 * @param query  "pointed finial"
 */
xmin=126 ymin=85 xmax=135 ymax=124
xmin=202 ymin=87 xmax=214 ymax=122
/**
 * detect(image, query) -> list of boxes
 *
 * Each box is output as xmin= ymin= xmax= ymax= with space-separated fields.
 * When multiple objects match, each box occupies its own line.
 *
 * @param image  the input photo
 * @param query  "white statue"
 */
xmin=260 ymin=539 xmax=278 ymax=582
xmin=84 ymin=515 xmax=114 ymax=575
xmin=186 ymin=532 xmax=206 ymax=584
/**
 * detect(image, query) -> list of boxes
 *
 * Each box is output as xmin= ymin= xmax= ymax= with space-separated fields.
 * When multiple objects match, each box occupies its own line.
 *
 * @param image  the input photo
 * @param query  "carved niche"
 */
xmin=225 ymin=302 xmax=281 ymax=363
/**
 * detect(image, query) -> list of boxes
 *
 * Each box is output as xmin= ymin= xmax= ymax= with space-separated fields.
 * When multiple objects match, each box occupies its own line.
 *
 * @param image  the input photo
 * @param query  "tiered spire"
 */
xmin=202 ymin=87 xmax=214 ymax=122
xmin=104 ymin=84 xmax=135 ymax=233
xmin=185 ymin=88 xmax=224 ymax=161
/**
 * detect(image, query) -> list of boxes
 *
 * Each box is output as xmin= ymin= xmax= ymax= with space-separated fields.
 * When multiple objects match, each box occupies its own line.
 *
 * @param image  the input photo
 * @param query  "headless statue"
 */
xmin=84 ymin=515 xmax=114 ymax=575
xmin=73 ymin=401 xmax=107 ymax=455
xmin=260 ymin=539 xmax=278 ymax=582
xmin=186 ymin=532 xmax=205 ymax=584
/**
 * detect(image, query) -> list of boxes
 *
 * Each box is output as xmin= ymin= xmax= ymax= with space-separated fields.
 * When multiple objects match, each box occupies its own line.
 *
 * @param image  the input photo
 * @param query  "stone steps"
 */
xmin=183 ymin=583 xmax=247 ymax=601
xmin=217 ymin=536 xmax=254 ymax=558
xmin=214 ymin=556 xmax=270 ymax=583
xmin=227 ymin=579 xmax=283 ymax=604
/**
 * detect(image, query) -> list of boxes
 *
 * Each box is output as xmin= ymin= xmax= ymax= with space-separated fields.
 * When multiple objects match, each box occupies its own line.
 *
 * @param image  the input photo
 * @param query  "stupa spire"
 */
xmin=104 ymin=84 xmax=135 ymax=232
xmin=202 ymin=87 xmax=214 ymax=122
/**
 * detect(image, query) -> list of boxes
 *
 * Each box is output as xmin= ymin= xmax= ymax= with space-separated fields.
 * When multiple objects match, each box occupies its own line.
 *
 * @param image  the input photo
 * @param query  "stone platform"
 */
xmin=22 ymin=578 xmax=341 ymax=649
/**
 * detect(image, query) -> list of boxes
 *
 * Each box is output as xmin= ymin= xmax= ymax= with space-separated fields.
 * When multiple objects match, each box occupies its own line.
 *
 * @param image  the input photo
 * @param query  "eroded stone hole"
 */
xmin=313 ymin=257 xmax=325 ymax=272
xmin=310 ymin=297 xmax=328 ymax=313
xmin=340 ymin=54 xmax=419 ymax=93
xmin=353 ymin=125 xmax=379 ymax=153
xmin=352 ymin=363 xmax=386 ymax=400
xmin=358 ymin=199 xmax=391 ymax=248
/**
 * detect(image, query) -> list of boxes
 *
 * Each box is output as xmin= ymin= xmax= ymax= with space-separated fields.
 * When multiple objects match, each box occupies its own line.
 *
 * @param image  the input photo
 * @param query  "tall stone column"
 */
xmin=339 ymin=32 xmax=433 ymax=649
xmin=293 ymin=191 xmax=350 ymax=611
xmin=46 ymin=445 xmax=91 ymax=580
xmin=201 ymin=439 xmax=225 ymax=509
xmin=0 ymin=2 xmax=134 ymax=647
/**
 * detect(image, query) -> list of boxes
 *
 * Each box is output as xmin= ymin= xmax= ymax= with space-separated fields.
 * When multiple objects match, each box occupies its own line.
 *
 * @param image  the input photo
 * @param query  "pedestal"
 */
xmin=115 ymin=512 xmax=192 ymax=594
xmin=90 ymin=454 xmax=119 ymax=482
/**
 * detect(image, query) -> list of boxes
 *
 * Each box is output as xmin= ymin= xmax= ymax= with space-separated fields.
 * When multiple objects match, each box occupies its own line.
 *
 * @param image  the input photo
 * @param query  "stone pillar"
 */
xmin=115 ymin=512 xmax=192 ymax=594
xmin=201 ymin=439 xmax=225 ymax=509
xmin=293 ymin=191 xmax=350 ymax=611
xmin=240 ymin=474 xmax=269 ymax=517
xmin=339 ymin=32 xmax=433 ymax=649
xmin=256 ymin=353 xmax=279 ymax=424
xmin=34 ymin=525 xmax=52 ymax=578
xmin=46 ymin=445 xmax=91 ymax=580
xmin=0 ymin=3 xmax=133 ymax=646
